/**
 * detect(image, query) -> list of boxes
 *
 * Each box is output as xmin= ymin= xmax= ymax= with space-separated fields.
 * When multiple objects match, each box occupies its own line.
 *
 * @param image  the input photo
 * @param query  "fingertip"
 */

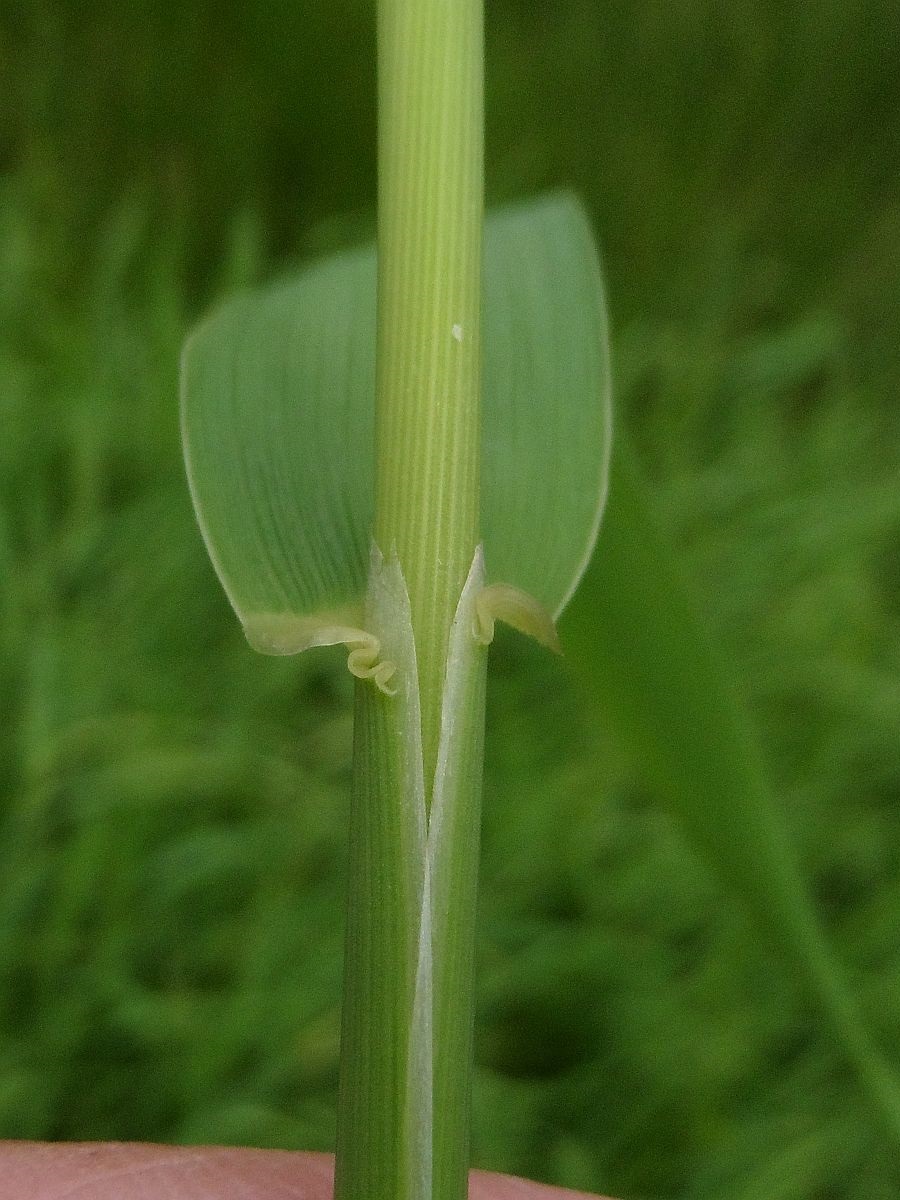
xmin=0 ymin=1143 xmax=334 ymax=1199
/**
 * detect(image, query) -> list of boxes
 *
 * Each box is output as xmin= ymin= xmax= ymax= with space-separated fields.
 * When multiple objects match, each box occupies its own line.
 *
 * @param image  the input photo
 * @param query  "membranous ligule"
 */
xmin=241 ymin=544 xmax=559 ymax=697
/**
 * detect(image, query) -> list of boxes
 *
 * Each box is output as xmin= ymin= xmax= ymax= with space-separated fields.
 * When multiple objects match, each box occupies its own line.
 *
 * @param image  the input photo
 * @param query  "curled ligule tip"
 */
xmin=347 ymin=641 xmax=398 ymax=696
xmin=473 ymin=583 xmax=562 ymax=654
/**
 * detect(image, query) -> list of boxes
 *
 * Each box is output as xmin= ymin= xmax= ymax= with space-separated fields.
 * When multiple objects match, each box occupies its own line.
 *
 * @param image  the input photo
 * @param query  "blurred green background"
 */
xmin=2 ymin=1 xmax=899 ymax=1196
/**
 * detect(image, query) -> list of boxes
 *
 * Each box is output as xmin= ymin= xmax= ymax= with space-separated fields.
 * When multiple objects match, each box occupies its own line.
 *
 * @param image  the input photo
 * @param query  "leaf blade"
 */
xmin=181 ymin=194 xmax=611 ymax=650
xmin=562 ymin=435 xmax=900 ymax=1147
xmin=181 ymin=242 xmax=377 ymax=625
xmin=482 ymin=193 xmax=612 ymax=615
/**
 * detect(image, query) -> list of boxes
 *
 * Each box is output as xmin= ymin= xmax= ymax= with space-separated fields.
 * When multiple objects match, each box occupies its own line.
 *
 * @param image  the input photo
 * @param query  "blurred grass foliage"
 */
xmin=1 ymin=0 xmax=899 ymax=1196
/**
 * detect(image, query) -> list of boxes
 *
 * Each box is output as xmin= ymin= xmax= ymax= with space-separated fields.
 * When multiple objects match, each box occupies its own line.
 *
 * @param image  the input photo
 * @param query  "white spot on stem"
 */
xmin=451 ymin=323 xmax=463 ymax=343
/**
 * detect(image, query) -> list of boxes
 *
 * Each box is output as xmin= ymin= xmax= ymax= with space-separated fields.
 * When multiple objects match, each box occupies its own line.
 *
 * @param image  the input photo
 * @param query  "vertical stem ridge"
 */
xmin=374 ymin=0 xmax=484 ymax=799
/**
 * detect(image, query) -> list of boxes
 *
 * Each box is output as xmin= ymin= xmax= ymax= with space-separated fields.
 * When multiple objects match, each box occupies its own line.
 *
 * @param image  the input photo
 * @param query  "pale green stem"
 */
xmin=374 ymin=0 xmax=484 ymax=797
xmin=334 ymin=2 xmax=485 ymax=1198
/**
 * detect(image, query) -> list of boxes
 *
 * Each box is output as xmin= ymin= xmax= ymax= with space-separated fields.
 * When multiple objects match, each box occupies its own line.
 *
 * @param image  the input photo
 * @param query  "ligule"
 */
xmin=474 ymin=580 xmax=562 ymax=654
xmin=243 ymin=611 xmax=397 ymax=695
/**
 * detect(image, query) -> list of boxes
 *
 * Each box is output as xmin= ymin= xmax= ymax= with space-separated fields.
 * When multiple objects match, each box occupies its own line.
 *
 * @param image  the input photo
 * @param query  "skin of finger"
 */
xmin=0 ymin=1143 xmax=608 ymax=1199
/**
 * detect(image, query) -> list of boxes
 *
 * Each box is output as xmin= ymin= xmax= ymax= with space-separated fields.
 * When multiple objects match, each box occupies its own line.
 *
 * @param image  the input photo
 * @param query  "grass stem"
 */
xmin=335 ymin=3 xmax=485 ymax=1197
xmin=373 ymin=0 xmax=484 ymax=796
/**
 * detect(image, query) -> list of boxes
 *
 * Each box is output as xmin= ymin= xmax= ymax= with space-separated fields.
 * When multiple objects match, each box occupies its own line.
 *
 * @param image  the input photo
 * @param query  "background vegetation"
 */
xmin=1 ymin=1 xmax=899 ymax=1196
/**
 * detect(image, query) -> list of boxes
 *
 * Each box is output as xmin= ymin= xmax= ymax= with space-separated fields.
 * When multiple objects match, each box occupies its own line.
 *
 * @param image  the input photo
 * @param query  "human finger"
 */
xmin=0 ymin=1142 xmax=609 ymax=1199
